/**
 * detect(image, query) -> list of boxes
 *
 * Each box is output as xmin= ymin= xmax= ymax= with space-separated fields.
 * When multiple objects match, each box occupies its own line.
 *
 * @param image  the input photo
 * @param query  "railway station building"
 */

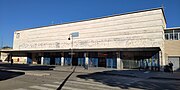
xmin=2 ymin=8 xmax=180 ymax=70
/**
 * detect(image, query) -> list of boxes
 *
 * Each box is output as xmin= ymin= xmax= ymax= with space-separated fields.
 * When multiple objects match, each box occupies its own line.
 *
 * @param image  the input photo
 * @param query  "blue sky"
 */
xmin=0 ymin=0 xmax=180 ymax=47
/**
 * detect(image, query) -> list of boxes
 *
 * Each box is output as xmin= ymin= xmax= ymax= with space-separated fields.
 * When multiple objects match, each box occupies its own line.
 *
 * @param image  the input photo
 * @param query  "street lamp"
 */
xmin=68 ymin=34 xmax=73 ymax=66
xmin=68 ymin=32 xmax=79 ymax=66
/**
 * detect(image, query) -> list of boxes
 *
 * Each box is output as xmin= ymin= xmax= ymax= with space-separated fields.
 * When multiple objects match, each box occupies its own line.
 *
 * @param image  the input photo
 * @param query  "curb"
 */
xmin=0 ymin=70 xmax=25 ymax=75
xmin=102 ymin=72 xmax=180 ymax=80
xmin=0 ymin=69 xmax=50 ymax=76
xmin=148 ymin=77 xmax=180 ymax=80
xmin=54 ymin=69 xmax=137 ymax=77
xmin=100 ymin=72 xmax=137 ymax=77
xmin=25 ymin=72 xmax=51 ymax=76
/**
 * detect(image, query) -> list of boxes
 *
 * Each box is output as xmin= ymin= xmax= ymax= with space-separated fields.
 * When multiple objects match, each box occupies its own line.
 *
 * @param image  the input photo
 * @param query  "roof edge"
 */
xmin=165 ymin=27 xmax=180 ymax=30
xmin=15 ymin=7 xmax=165 ymax=32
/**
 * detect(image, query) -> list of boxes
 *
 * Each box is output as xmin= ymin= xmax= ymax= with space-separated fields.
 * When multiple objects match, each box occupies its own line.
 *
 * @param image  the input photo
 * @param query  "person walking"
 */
xmin=11 ymin=59 xmax=13 ymax=65
xmin=169 ymin=61 xmax=173 ymax=73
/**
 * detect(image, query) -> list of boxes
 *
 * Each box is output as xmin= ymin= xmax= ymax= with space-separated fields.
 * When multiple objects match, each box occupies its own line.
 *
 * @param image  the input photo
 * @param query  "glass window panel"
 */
xmin=55 ymin=58 xmax=61 ymax=65
xmin=170 ymin=33 xmax=173 ymax=40
xmin=78 ymin=58 xmax=85 ymax=66
xmin=65 ymin=58 xmax=71 ymax=65
xmin=89 ymin=58 xmax=98 ymax=67
xmin=174 ymin=33 xmax=178 ymax=40
xmin=165 ymin=34 xmax=169 ymax=40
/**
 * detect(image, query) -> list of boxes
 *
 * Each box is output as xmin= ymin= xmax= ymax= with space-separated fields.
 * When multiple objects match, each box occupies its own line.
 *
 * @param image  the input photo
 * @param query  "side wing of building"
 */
xmin=164 ymin=28 xmax=180 ymax=70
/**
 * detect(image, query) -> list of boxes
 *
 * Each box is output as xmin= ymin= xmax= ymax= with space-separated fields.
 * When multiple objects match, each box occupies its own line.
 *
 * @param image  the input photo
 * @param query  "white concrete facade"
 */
xmin=13 ymin=9 xmax=165 ymax=50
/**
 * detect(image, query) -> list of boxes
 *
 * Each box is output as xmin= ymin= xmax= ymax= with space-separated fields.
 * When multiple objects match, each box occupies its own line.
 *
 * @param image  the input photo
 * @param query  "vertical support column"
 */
xmin=84 ymin=53 xmax=89 ymax=69
xmin=173 ymin=30 xmax=175 ymax=40
xmin=159 ymin=50 xmax=167 ymax=71
xmin=61 ymin=57 xmax=64 ymax=66
xmin=85 ymin=57 xmax=89 ymax=66
xmin=61 ymin=53 xmax=64 ymax=66
xmin=159 ymin=51 xmax=161 ymax=68
xmin=117 ymin=52 xmax=123 ymax=70
xmin=9 ymin=53 xmax=12 ymax=63
xmin=41 ymin=56 xmax=44 ymax=65
xmin=159 ymin=50 xmax=166 ymax=66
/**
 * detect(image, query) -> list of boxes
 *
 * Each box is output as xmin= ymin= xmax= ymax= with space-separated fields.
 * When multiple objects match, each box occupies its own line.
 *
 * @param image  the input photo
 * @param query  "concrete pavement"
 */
xmin=0 ymin=63 xmax=180 ymax=80
xmin=1 ymin=63 xmax=180 ymax=90
xmin=0 ymin=63 xmax=53 ymax=76
xmin=54 ymin=66 xmax=180 ymax=80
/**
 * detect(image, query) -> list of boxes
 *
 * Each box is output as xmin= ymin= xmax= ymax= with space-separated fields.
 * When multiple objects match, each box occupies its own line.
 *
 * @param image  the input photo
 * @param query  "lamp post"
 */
xmin=68 ymin=32 xmax=79 ymax=66
xmin=68 ymin=34 xmax=73 ymax=66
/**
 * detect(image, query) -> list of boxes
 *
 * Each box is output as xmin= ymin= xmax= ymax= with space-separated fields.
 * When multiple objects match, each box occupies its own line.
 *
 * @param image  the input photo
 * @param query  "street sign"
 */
xmin=71 ymin=32 xmax=79 ymax=37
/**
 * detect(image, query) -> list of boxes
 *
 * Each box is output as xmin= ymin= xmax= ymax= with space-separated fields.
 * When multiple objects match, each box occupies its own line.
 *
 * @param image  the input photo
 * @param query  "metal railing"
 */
xmin=165 ymin=33 xmax=180 ymax=40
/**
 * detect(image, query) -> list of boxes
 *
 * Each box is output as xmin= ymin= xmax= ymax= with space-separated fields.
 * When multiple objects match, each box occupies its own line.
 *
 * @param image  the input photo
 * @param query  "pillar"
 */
xmin=61 ymin=53 xmax=64 ymax=66
xmin=61 ymin=57 xmax=64 ymax=66
xmin=84 ymin=53 xmax=89 ymax=68
xmin=41 ymin=56 xmax=44 ymax=65
xmin=159 ymin=50 xmax=167 ymax=71
xmin=117 ymin=52 xmax=123 ymax=69
xmin=159 ymin=50 xmax=167 ymax=66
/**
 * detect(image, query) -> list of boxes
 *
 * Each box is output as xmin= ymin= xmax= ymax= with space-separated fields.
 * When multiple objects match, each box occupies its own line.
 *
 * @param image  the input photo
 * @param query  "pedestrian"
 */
xmin=84 ymin=63 xmax=88 ymax=70
xmin=11 ymin=59 xmax=13 ymax=65
xmin=168 ymin=61 xmax=173 ymax=73
xmin=7 ymin=59 xmax=10 ymax=63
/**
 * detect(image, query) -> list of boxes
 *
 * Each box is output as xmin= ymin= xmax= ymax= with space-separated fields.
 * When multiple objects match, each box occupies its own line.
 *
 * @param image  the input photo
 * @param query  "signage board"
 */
xmin=71 ymin=32 xmax=79 ymax=37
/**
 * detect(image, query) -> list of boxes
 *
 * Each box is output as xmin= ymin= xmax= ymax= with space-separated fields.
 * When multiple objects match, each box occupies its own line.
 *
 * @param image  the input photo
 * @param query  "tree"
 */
xmin=2 ymin=46 xmax=12 ymax=49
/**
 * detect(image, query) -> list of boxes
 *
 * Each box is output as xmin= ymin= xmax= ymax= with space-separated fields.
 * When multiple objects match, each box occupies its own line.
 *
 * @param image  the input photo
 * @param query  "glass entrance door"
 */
xmin=78 ymin=58 xmax=85 ymax=66
xmin=98 ymin=57 xmax=106 ymax=67
xmin=106 ymin=58 xmax=117 ymax=68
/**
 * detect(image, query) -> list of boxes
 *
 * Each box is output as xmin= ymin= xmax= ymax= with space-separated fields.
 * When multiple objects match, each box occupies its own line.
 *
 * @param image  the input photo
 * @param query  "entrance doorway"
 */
xmin=37 ymin=56 xmax=41 ymax=64
xmin=98 ymin=57 xmax=106 ymax=67
xmin=50 ymin=57 xmax=55 ymax=65
xmin=72 ymin=57 xmax=78 ymax=66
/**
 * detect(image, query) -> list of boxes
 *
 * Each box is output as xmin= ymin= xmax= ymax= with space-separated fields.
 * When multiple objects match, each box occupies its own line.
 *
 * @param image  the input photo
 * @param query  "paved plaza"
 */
xmin=0 ymin=63 xmax=180 ymax=90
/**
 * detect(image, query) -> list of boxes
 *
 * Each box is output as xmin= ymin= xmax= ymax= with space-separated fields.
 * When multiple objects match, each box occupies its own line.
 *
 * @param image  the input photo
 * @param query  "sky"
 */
xmin=0 ymin=0 xmax=180 ymax=47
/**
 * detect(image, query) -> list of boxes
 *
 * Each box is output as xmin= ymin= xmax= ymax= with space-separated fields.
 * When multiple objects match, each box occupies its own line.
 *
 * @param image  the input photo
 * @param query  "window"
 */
xmin=174 ymin=33 xmax=178 ymax=40
xmin=165 ymin=29 xmax=180 ymax=40
xmin=165 ymin=33 xmax=169 ymax=40
xmin=170 ymin=33 xmax=173 ymax=40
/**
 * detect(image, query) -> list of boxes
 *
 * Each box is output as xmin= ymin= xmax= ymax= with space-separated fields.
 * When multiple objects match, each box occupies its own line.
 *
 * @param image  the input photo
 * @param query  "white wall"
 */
xmin=13 ymin=9 xmax=165 ymax=51
xmin=0 ymin=52 xmax=9 ymax=62
xmin=12 ymin=57 xmax=27 ymax=64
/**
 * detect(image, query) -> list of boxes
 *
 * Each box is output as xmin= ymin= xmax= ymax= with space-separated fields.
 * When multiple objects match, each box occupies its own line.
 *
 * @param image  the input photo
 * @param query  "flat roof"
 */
xmin=165 ymin=27 xmax=180 ymax=30
xmin=16 ymin=7 xmax=166 ymax=32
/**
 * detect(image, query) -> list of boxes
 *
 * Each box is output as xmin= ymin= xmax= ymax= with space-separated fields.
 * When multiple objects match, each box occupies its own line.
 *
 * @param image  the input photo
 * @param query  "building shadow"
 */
xmin=76 ymin=70 xmax=179 ymax=90
xmin=0 ymin=70 xmax=25 ymax=81
xmin=0 ymin=63 xmax=56 ymax=81
xmin=0 ymin=63 xmax=55 ymax=71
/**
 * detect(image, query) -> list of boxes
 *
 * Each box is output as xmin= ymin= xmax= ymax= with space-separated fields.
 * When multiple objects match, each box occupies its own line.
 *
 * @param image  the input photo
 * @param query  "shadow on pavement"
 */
xmin=0 ymin=70 xmax=25 ymax=81
xmin=77 ymin=70 xmax=180 ymax=90
xmin=0 ymin=63 xmax=55 ymax=71
xmin=0 ymin=63 xmax=55 ymax=81
xmin=57 ymin=66 xmax=76 ymax=90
